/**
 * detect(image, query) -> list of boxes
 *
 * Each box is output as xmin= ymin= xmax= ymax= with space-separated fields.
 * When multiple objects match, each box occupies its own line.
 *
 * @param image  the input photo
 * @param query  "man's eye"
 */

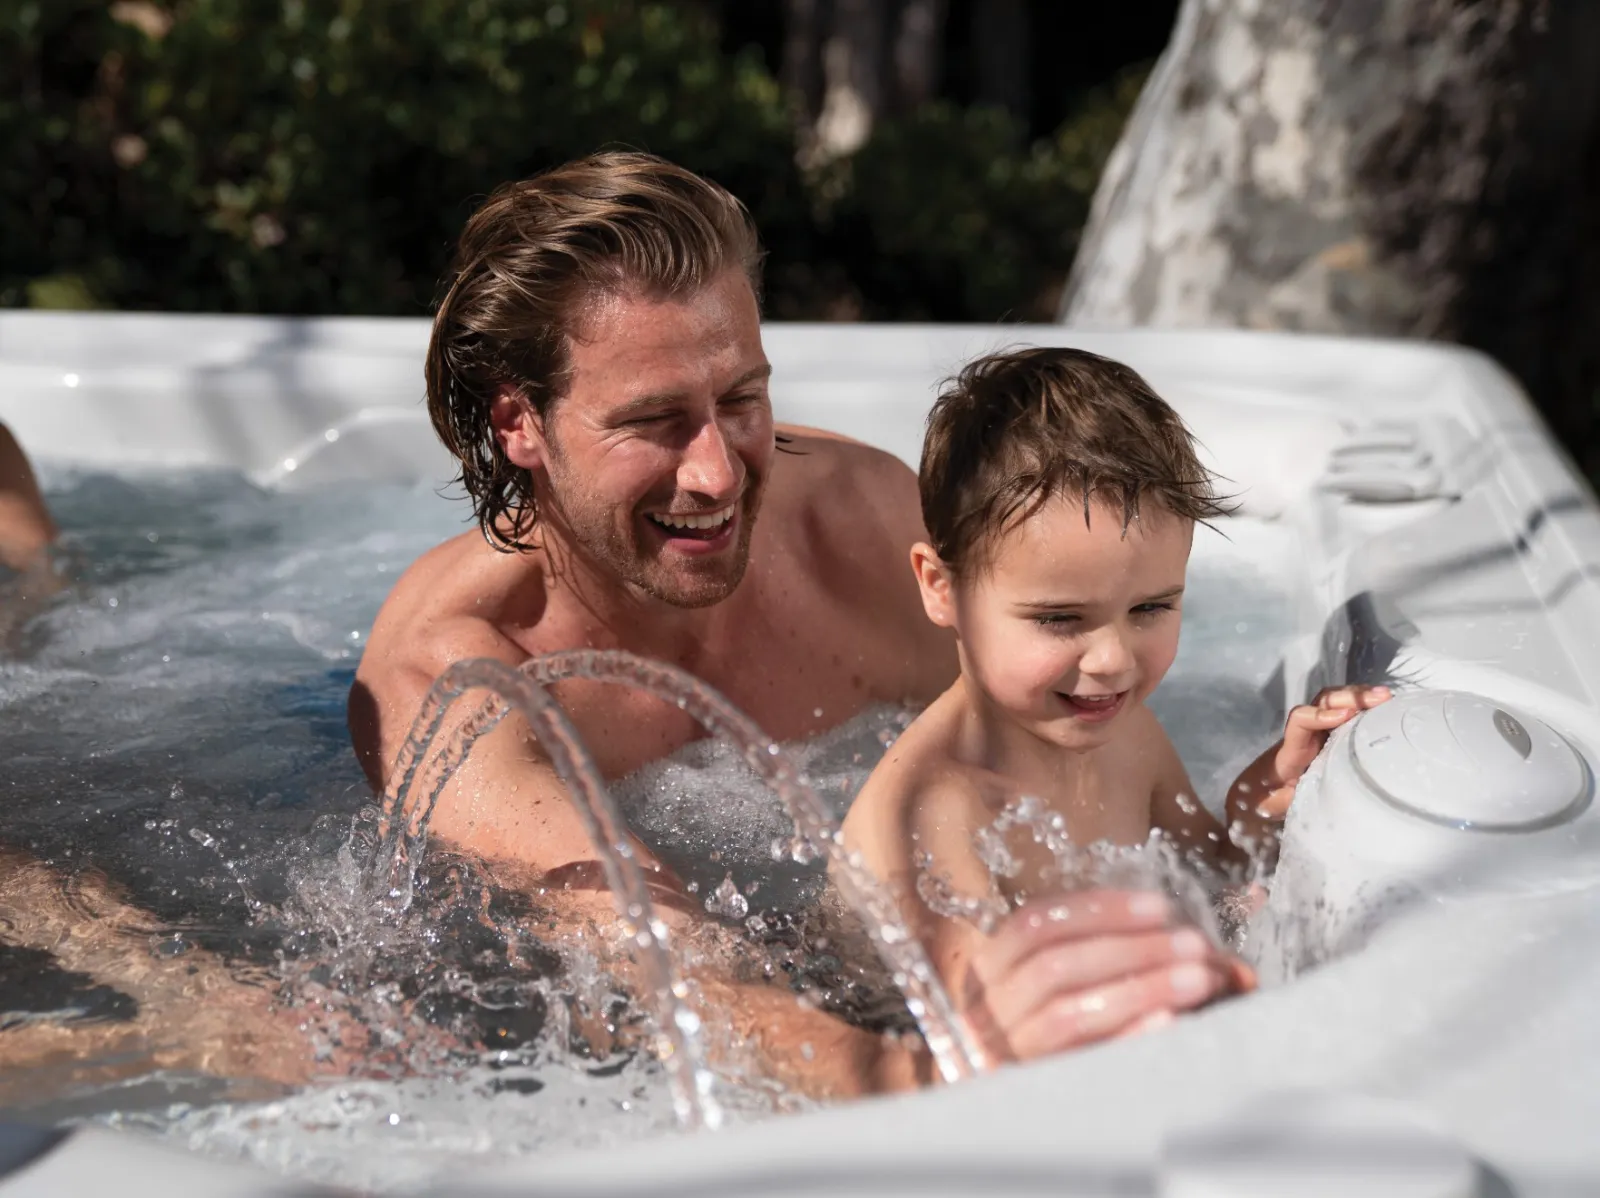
xmin=720 ymin=392 xmax=760 ymax=408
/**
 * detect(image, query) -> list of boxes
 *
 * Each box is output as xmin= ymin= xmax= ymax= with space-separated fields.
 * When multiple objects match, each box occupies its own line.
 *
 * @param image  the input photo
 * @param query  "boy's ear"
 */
xmin=490 ymin=383 xmax=547 ymax=471
xmin=910 ymin=542 xmax=957 ymax=628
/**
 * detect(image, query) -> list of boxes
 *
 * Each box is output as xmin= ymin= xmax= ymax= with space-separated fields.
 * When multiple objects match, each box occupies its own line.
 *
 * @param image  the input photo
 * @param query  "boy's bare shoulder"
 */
xmin=843 ymin=697 xmax=992 ymax=853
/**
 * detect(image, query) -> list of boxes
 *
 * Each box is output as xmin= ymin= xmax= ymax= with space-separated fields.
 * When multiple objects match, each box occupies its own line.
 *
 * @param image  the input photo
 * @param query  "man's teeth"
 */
xmin=650 ymin=508 xmax=734 ymax=531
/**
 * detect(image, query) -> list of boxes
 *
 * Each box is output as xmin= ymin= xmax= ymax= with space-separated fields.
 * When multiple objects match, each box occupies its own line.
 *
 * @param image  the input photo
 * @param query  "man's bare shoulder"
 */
xmin=768 ymin=429 xmax=923 ymax=575
xmin=351 ymin=528 xmax=548 ymax=787
xmin=364 ymin=529 xmax=546 ymax=674
xmin=772 ymin=428 xmax=917 ymax=510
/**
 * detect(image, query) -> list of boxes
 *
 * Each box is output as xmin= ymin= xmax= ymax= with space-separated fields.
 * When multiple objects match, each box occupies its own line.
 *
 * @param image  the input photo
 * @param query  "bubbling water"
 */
xmin=375 ymin=649 xmax=985 ymax=1130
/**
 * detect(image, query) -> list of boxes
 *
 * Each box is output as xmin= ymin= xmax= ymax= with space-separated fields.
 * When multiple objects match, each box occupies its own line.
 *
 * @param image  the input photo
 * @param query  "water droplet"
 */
xmin=703 ymin=873 xmax=748 ymax=920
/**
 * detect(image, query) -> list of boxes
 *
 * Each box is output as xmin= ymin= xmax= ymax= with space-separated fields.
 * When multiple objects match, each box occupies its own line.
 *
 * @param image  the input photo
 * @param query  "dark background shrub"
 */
xmin=0 ymin=0 xmax=1170 ymax=321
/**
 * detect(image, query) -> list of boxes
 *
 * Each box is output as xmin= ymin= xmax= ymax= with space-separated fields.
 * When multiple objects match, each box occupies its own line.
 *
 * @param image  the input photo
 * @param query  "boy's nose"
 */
xmin=1079 ymin=627 xmax=1136 ymax=680
xmin=678 ymin=420 xmax=743 ymax=500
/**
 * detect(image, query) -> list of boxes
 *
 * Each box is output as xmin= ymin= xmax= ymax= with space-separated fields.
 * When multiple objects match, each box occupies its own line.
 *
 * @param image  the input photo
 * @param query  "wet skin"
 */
xmin=842 ymin=494 xmax=1390 ymax=1063
xmin=351 ymin=271 xmax=1256 ymax=1084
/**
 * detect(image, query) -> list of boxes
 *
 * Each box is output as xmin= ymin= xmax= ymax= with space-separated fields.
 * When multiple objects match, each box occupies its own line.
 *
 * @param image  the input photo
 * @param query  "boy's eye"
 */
xmin=1131 ymin=601 xmax=1176 ymax=618
xmin=1032 ymin=612 xmax=1081 ymax=629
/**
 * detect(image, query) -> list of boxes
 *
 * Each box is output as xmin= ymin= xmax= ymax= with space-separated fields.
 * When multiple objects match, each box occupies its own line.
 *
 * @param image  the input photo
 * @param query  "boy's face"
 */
xmin=921 ymin=493 xmax=1192 ymax=751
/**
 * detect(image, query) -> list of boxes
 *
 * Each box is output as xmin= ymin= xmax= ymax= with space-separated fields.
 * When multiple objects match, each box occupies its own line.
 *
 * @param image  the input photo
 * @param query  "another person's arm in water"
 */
xmin=0 ymin=422 xmax=55 ymax=572
xmin=0 ymin=422 xmax=63 ymax=647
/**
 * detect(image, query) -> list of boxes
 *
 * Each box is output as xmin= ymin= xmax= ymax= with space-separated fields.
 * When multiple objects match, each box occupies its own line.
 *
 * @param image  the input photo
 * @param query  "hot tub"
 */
xmin=2 ymin=311 xmax=1598 ymax=1196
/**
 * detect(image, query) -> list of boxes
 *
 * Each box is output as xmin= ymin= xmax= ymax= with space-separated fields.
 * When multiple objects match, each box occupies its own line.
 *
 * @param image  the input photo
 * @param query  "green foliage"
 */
xmin=816 ymin=66 xmax=1149 ymax=321
xmin=0 ymin=0 xmax=803 ymax=314
xmin=0 ymin=2 xmax=1142 ymax=320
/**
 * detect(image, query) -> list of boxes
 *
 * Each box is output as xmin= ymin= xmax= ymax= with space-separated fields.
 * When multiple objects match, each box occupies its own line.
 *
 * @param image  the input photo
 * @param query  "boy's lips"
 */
xmin=1055 ymin=690 xmax=1128 ymax=722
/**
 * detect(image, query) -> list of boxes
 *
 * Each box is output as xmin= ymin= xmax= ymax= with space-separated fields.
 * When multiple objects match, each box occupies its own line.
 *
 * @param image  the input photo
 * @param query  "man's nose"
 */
xmin=678 ymin=418 xmax=743 ymax=500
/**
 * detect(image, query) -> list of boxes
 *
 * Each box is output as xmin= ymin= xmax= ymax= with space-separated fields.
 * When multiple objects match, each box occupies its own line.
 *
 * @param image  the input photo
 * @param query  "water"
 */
xmin=380 ymin=650 xmax=984 ymax=1091
xmin=0 ymin=469 xmax=1299 ymax=1191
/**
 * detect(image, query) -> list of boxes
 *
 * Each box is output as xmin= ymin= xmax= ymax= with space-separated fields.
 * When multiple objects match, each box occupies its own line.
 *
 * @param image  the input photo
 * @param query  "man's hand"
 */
xmin=957 ymin=891 xmax=1253 ymax=1064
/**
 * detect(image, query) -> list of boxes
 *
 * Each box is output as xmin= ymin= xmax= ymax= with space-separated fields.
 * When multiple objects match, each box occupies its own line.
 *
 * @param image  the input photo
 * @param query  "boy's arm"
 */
xmin=1224 ymin=684 xmax=1393 ymax=860
xmin=1146 ymin=714 xmax=1240 ymax=870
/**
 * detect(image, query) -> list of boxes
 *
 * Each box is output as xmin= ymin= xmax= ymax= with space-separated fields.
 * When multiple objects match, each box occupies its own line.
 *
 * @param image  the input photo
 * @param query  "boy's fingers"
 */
xmin=1111 ymin=1006 xmax=1175 ymax=1040
xmin=974 ymin=890 xmax=1177 ymax=979
xmin=978 ymin=926 xmax=1217 ymax=1026
xmin=1289 ymin=704 xmax=1360 ymax=730
xmin=1312 ymin=684 xmax=1392 ymax=711
xmin=1003 ymin=961 xmax=1233 ymax=1060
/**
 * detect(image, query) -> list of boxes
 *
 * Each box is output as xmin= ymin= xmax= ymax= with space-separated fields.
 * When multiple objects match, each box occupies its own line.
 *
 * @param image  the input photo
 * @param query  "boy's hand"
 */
xmin=1250 ymin=684 xmax=1392 ymax=820
xmin=957 ymin=891 xmax=1254 ymax=1064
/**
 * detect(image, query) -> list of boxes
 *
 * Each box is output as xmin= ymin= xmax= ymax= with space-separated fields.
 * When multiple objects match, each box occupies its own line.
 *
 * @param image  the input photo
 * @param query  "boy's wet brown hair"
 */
xmin=919 ymin=346 xmax=1232 ymax=574
xmin=426 ymin=151 xmax=764 ymax=551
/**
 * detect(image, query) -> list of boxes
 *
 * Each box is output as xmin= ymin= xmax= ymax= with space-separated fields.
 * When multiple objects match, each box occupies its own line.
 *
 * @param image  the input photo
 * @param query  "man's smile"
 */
xmin=643 ymin=503 xmax=740 ymax=551
xmin=647 ymin=504 xmax=735 ymax=533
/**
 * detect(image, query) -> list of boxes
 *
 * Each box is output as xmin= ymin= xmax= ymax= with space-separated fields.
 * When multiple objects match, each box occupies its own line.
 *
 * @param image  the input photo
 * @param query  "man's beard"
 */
xmin=540 ymin=462 xmax=764 ymax=610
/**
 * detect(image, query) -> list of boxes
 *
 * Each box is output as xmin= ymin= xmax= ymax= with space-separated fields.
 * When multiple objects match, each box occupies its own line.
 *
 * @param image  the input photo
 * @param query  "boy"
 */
xmin=841 ymin=347 xmax=1388 ymax=1062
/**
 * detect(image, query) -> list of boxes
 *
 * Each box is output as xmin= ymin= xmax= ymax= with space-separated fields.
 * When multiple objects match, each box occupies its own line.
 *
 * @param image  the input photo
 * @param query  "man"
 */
xmin=351 ymin=152 xmax=1244 ymax=1085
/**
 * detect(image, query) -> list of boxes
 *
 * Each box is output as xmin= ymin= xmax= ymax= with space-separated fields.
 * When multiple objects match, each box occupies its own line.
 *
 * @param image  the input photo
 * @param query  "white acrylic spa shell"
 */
xmin=4 ymin=314 xmax=1600 ymax=1198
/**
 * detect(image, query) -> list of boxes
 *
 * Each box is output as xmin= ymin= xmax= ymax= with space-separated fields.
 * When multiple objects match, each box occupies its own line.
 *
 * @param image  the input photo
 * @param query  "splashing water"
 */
xmin=376 ymin=649 xmax=985 ymax=1129
xmin=521 ymin=651 xmax=985 ymax=1083
xmin=916 ymin=793 xmax=1233 ymax=948
xmin=374 ymin=656 xmax=720 ymax=1131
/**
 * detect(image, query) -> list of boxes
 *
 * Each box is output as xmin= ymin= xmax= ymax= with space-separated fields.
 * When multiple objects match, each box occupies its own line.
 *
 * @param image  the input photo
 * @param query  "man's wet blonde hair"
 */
xmin=426 ymin=151 xmax=764 ymax=551
xmin=919 ymin=346 xmax=1232 ymax=574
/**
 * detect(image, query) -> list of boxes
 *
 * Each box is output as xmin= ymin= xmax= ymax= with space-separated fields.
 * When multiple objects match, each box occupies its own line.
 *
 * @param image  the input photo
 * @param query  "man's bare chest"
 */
xmin=520 ymin=594 xmax=911 ymax=781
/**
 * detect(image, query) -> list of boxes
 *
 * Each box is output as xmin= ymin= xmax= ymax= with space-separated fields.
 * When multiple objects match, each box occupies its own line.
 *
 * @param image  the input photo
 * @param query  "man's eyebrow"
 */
xmin=611 ymin=364 xmax=772 ymax=419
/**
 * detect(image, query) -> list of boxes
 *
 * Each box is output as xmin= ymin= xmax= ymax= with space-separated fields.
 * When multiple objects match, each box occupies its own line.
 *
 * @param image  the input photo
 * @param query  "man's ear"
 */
xmin=910 ymin=542 xmax=957 ymax=628
xmin=490 ymin=383 xmax=547 ymax=471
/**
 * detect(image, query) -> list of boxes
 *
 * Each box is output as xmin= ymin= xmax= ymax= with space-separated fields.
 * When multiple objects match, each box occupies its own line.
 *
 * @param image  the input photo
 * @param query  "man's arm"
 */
xmin=351 ymin=612 xmax=671 ymax=879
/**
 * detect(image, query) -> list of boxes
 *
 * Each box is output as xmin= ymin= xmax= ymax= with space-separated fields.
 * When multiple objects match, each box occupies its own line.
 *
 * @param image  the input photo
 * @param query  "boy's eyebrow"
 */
xmin=612 ymin=364 xmax=772 ymax=419
xmin=1014 ymin=585 xmax=1185 ymax=611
